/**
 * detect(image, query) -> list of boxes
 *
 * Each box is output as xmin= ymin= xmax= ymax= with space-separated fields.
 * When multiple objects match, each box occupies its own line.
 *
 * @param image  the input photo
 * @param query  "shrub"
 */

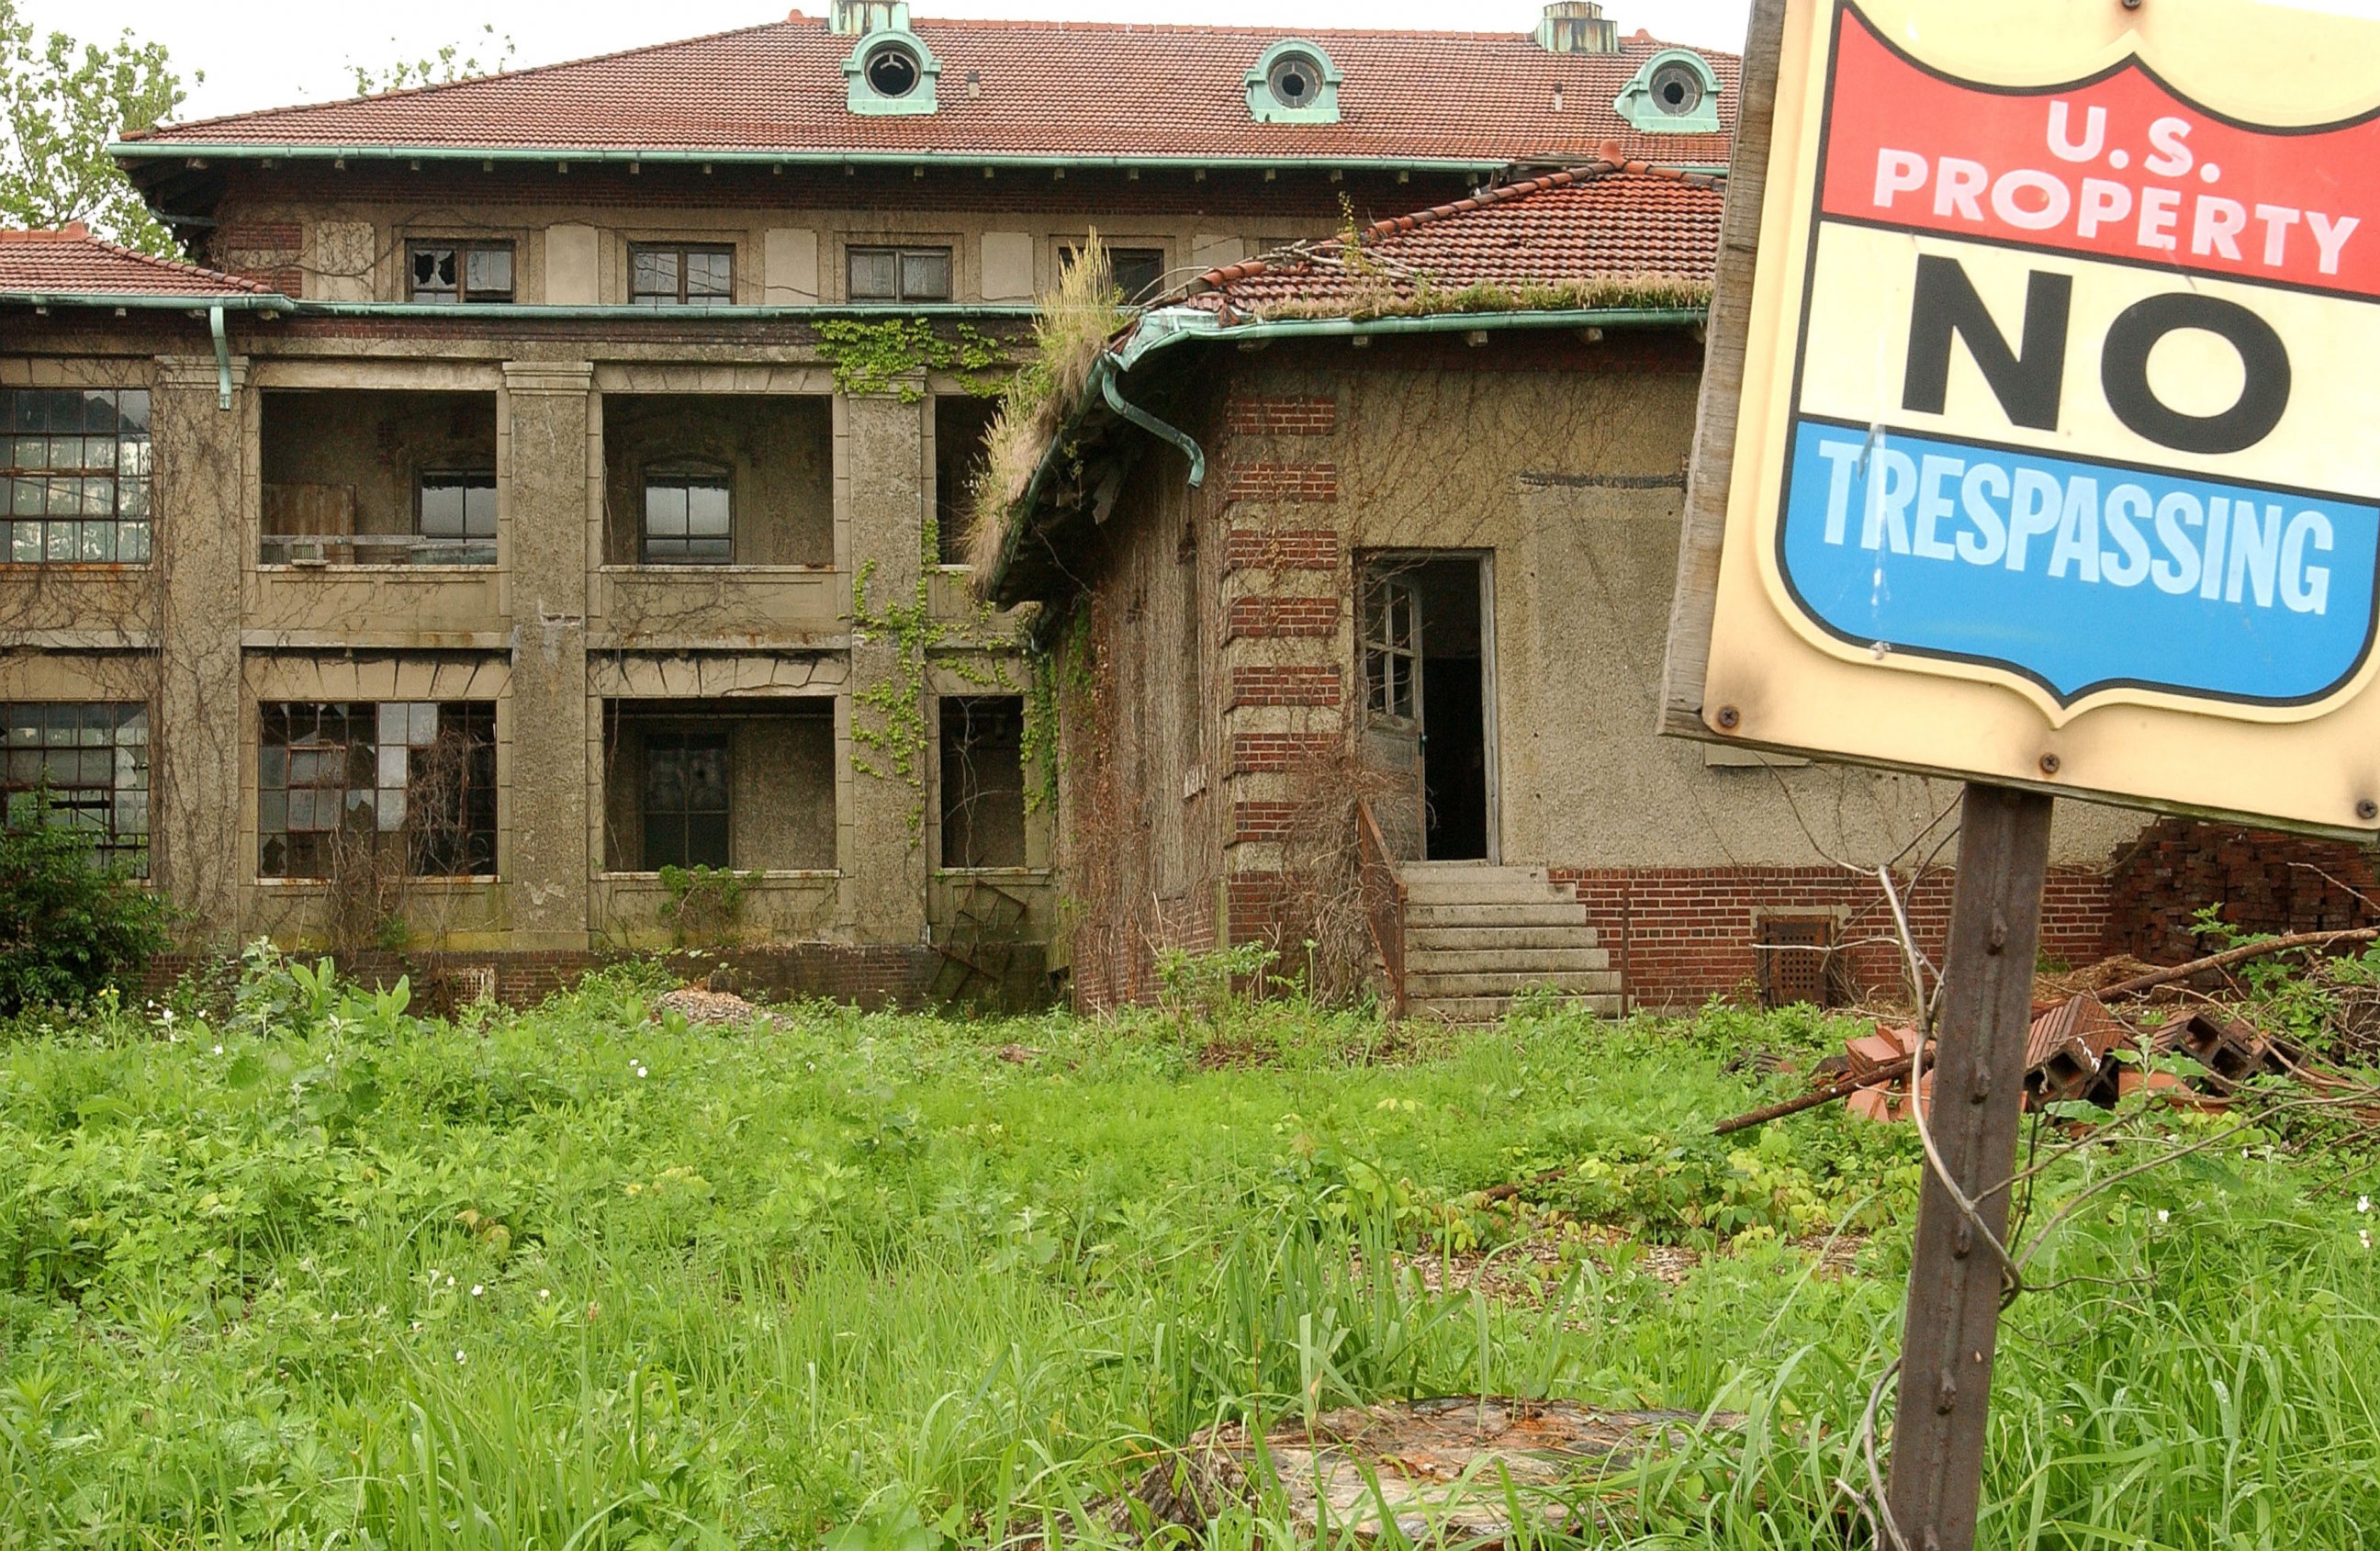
xmin=0 ymin=786 xmax=173 ymax=1015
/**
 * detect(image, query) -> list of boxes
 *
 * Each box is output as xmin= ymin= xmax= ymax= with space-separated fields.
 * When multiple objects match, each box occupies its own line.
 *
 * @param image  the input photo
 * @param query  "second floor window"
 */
xmin=416 ymin=471 xmax=498 ymax=565
xmin=4 ymin=388 xmax=151 ymax=565
xmin=407 ymin=241 xmax=514 ymax=303
xmin=1062 ymin=245 xmax=1168 ymax=304
xmin=848 ymin=245 xmax=952 ymax=302
xmin=632 ymin=244 xmax=734 ymax=306
xmin=641 ymin=467 xmax=733 ymax=564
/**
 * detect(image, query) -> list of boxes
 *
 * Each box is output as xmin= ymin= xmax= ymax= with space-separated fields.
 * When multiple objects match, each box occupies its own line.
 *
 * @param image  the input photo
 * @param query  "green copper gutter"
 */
xmin=110 ymin=141 xmax=1529 ymax=174
xmin=288 ymin=301 xmax=1040 ymax=320
xmin=989 ymin=302 xmax=1706 ymax=599
xmin=1 ymin=291 xmax=296 ymax=312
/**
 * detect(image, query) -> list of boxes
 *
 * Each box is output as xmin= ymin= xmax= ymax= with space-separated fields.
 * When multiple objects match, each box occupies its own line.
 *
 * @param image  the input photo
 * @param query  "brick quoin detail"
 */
xmin=1229 ymin=664 xmax=1341 ymax=708
xmin=1225 ymin=462 xmax=1339 ymax=503
xmin=1228 ymin=596 xmax=1338 ymax=639
xmin=1225 ymin=528 xmax=1339 ymax=572
xmin=1227 ymin=396 xmax=1338 ymax=436
xmin=1226 ymin=871 xmax=1293 ymax=944
xmin=220 ymin=222 xmax=302 ymax=252
xmin=1549 ymin=865 xmax=2114 ymax=1011
xmin=1233 ymin=802 xmax=1298 ymax=842
xmin=1232 ymin=732 xmax=1342 ymax=774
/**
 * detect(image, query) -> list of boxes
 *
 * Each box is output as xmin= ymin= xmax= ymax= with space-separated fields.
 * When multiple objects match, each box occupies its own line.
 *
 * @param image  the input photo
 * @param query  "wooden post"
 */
xmin=1885 ymin=782 xmax=2053 ymax=1551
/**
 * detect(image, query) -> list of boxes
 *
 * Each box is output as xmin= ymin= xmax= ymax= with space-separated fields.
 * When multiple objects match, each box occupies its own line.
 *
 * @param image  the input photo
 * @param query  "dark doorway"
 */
xmin=1357 ymin=553 xmax=1493 ymax=861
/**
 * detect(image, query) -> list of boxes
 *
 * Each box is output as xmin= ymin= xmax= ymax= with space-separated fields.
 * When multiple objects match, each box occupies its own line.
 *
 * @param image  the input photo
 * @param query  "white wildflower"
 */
xmin=2156 ymin=1208 xmax=2170 ymax=1224
xmin=212 ymin=1043 xmax=225 ymax=1055
xmin=2359 ymin=1196 xmax=2371 ymax=1215
xmin=537 ymin=1288 xmax=551 ymax=1301
xmin=470 ymin=1285 xmax=484 ymax=1298
xmin=455 ymin=1349 xmax=467 ymax=1365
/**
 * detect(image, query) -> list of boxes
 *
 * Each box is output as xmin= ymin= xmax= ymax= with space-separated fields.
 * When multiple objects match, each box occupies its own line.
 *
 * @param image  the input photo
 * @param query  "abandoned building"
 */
xmin=1 ymin=1 xmax=1761 ymax=1001
xmin=980 ymin=161 xmax=2196 ymax=1016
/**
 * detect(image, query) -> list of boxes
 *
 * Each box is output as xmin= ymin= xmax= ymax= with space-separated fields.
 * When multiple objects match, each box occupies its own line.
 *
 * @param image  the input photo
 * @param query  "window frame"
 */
xmin=256 ymin=701 xmax=498 ymax=881
xmin=638 ymin=462 xmax=735 ymax=566
xmin=0 ymin=701 xmax=150 ymax=876
xmin=410 ymin=468 xmax=499 ymax=566
xmin=403 ymin=239 xmax=516 ymax=304
xmin=2 ymin=388 xmax=153 ymax=568
xmin=845 ymin=243 xmax=955 ymax=303
xmin=629 ymin=242 xmax=736 ymax=307
xmin=639 ymin=729 xmax=733 ymax=871
xmin=1059 ymin=243 xmax=1169 ymax=305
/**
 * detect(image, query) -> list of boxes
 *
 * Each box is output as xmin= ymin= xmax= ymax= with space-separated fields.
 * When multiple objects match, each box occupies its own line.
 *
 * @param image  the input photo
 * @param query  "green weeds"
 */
xmin=0 ymin=956 xmax=2373 ymax=1546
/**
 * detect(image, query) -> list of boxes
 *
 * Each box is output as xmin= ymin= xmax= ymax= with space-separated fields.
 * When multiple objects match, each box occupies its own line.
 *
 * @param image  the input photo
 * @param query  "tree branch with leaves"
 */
xmin=0 ymin=1 xmax=191 ymax=253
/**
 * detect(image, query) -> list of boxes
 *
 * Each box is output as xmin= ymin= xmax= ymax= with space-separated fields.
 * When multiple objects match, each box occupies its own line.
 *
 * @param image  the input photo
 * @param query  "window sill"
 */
xmin=600 ymin=564 xmax=836 ymax=576
xmin=0 ymin=561 xmax=153 ymax=572
xmin=253 ymin=874 xmax=501 ymax=887
xmin=600 ymin=869 xmax=841 ymax=881
xmin=256 ymin=563 xmax=498 ymax=575
xmin=934 ymin=866 xmax=1049 ymax=876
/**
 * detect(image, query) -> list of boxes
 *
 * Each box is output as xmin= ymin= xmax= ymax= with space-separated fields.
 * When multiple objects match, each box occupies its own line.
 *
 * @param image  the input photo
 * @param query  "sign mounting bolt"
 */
xmin=2038 ymin=753 xmax=2061 ymax=776
xmin=1715 ymin=706 xmax=1741 ymax=730
xmin=2359 ymin=800 xmax=2377 ymax=821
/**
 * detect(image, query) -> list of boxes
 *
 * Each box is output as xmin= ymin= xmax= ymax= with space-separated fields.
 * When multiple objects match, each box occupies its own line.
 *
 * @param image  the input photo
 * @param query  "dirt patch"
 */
xmin=655 ymin=986 xmax=780 ymax=1027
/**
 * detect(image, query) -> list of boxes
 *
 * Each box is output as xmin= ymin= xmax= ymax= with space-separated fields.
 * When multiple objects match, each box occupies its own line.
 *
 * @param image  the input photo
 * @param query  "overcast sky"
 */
xmin=23 ymin=0 xmax=1762 ymax=125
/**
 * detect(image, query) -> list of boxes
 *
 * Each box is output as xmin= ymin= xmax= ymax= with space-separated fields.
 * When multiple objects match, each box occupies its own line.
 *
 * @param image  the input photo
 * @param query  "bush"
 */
xmin=0 ymin=786 xmax=173 ymax=1015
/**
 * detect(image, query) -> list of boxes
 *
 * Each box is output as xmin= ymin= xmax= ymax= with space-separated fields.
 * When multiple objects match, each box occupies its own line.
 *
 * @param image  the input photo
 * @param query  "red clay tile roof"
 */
xmin=129 ymin=17 xmax=1735 ymax=166
xmin=1184 ymin=151 xmax=1723 ymax=320
xmin=0 ymin=225 xmax=277 ymax=298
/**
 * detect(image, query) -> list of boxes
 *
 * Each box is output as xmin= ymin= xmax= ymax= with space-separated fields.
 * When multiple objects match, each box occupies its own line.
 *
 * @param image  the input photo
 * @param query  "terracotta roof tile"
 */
xmin=0 ymin=225 xmax=276 ymax=298
xmin=131 ymin=17 xmax=1736 ymax=165
xmin=1184 ymin=152 xmax=1723 ymax=319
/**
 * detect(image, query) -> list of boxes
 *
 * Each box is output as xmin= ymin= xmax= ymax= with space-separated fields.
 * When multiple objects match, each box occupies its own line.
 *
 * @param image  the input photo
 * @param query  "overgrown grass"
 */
xmin=0 ymin=955 xmax=2374 ymax=1546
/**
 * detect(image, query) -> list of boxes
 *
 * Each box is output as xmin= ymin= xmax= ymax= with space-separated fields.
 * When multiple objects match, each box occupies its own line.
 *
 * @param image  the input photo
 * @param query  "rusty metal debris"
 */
xmin=1714 ymin=987 xmax=2344 ymax=1135
xmin=1112 ymin=1398 xmax=1738 ymax=1542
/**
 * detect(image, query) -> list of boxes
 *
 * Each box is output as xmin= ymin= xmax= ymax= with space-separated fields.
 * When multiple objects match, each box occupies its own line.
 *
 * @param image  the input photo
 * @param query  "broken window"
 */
xmin=414 ymin=471 xmax=498 ymax=564
xmin=933 ymin=396 xmax=997 ymax=565
xmin=1061 ymin=244 xmax=1168 ymax=304
xmin=938 ymin=696 xmax=1026 ymax=869
xmin=641 ymin=466 xmax=734 ymax=564
xmin=640 ymin=732 xmax=732 ymax=871
xmin=1 ymin=702 xmax=149 ymax=876
xmin=1361 ymin=574 xmax=1421 ymax=723
xmin=258 ymin=702 xmax=496 ymax=879
xmin=406 ymin=241 xmax=514 ymax=303
xmin=848 ymin=245 xmax=952 ymax=302
xmin=631 ymin=243 xmax=735 ymax=306
xmin=3 ymin=388 xmax=152 ymax=566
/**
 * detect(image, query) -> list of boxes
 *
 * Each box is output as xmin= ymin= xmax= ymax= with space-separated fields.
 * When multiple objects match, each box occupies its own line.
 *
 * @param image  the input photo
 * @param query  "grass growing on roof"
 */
xmin=0 ymin=951 xmax=2374 ymax=1546
xmin=966 ymin=233 xmax=1129 ymax=575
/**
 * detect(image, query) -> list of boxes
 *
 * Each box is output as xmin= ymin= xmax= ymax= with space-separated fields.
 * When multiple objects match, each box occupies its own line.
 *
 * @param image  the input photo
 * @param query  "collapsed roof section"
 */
xmin=982 ymin=154 xmax=1726 ymax=606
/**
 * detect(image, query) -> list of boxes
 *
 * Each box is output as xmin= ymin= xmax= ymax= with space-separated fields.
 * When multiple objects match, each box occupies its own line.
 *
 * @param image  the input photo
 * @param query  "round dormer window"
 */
xmin=866 ymin=42 xmax=922 ymax=98
xmin=1266 ymin=52 xmax=1324 ymax=110
xmin=1647 ymin=59 xmax=1704 ymax=117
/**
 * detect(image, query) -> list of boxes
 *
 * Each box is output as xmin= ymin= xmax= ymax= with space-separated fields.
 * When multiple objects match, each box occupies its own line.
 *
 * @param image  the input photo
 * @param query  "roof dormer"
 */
xmin=1613 ymin=48 xmax=1721 ymax=133
xmin=1244 ymin=39 xmax=1342 ymax=126
xmin=841 ymin=3 xmax=939 ymax=117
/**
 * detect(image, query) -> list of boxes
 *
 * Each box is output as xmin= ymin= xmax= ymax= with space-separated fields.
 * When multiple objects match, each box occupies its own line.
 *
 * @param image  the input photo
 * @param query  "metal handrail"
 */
xmin=1353 ymin=796 xmax=1408 ymax=1020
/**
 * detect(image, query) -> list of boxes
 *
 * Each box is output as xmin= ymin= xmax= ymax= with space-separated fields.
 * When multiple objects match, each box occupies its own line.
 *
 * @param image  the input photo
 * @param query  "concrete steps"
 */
xmin=1394 ymin=865 xmax=1617 ymax=1024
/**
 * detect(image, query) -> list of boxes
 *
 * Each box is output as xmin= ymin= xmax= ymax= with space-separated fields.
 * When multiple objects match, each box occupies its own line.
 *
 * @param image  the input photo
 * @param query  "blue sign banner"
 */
xmin=1777 ymin=418 xmax=2380 ymax=706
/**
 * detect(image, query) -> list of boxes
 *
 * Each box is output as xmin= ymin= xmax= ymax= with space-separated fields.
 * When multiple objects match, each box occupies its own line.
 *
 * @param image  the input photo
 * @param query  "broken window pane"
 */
xmin=259 ymin=702 xmax=496 ymax=879
xmin=0 ymin=700 xmax=150 ymax=875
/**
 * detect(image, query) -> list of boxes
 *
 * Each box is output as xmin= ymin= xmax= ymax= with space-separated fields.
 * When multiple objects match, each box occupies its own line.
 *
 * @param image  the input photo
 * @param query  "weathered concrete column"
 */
xmin=840 ymin=389 xmax=932 ymax=943
xmin=151 ymin=354 xmax=250 ymax=945
xmin=501 ymin=361 xmax=596 ymax=949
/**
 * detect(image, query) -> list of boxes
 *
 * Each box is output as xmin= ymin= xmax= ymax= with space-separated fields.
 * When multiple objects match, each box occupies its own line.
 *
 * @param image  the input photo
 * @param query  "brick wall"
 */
xmin=1231 ymin=732 xmax=1341 ymax=773
xmin=1228 ymin=664 xmax=1341 ymax=707
xmin=1551 ymin=864 xmax=2114 ymax=1010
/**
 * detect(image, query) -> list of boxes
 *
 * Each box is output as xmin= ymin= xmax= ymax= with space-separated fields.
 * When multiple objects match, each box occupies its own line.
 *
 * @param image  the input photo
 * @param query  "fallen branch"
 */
xmin=2097 ymin=927 xmax=2380 ymax=999
xmin=1713 ymin=1055 xmax=1916 ymax=1135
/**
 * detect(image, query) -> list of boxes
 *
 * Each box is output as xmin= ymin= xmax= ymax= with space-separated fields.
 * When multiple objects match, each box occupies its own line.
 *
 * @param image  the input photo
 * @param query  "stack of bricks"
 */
xmin=2100 ymin=817 xmax=2380 ymax=964
xmin=1217 ymin=389 xmax=1348 ymax=947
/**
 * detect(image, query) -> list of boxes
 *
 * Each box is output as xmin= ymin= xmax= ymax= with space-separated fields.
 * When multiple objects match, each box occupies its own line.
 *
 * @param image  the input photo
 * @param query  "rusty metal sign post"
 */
xmin=1663 ymin=0 xmax=2380 ymax=1544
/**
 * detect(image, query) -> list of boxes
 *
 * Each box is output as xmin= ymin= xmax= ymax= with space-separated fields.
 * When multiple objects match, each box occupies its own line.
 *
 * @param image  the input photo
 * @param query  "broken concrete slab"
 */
xmin=1120 ymin=1397 xmax=1736 ymax=1542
